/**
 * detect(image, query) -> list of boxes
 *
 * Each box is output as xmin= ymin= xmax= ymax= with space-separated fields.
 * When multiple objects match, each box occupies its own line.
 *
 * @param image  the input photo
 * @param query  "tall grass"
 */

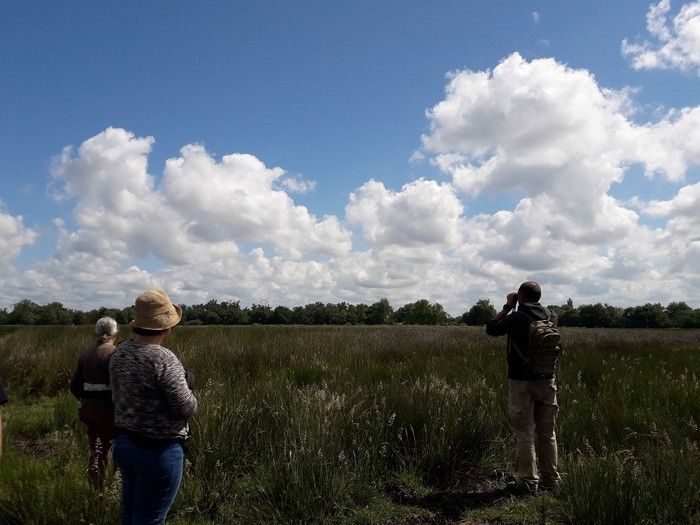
xmin=0 ymin=325 xmax=697 ymax=524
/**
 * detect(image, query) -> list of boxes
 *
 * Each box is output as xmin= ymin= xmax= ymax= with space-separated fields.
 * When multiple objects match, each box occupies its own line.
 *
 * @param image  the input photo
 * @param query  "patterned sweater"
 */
xmin=109 ymin=340 xmax=197 ymax=440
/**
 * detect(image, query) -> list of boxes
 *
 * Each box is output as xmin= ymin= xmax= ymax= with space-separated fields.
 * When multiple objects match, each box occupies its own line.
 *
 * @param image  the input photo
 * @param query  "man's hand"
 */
xmin=491 ymin=292 xmax=518 ymax=322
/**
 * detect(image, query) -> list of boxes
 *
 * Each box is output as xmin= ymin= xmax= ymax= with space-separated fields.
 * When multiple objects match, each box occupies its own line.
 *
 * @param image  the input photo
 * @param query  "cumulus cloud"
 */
xmin=163 ymin=145 xmax=350 ymax=257
xmin=16 ymin=127 xmax=355 ymax=308
xmin=422 ymin=53 xmax=644 ymax=246
xmin=0 ymin=206 xmax=36 ymax=263
xmin=50 ymin=127 xmax=351 ymax=265
xmin=346 ymin=179 xmax=463 ymax=248
xmin=622 ymin=0 xmax=700 ymax=74
xmin=5 ymin=50 xmax=700 ymax=312
xmin=421 ymin=53 xmax=700 ymax=305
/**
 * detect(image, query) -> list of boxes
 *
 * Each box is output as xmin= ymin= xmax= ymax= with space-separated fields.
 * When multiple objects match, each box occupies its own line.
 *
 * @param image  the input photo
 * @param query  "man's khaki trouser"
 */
xmin=507 ymin=378 xmax=561 ymax=489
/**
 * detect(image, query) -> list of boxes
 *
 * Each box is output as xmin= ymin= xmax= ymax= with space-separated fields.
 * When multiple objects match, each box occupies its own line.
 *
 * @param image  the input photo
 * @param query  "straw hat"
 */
xmin=131 ymin=290 xmax=182 ymax=330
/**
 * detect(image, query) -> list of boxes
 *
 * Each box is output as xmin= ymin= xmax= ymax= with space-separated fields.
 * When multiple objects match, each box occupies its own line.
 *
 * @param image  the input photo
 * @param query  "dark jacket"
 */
xmin=70 ymin=342 xmax=115 ymax=411
xmin=0 ymin=375 xmax=7 ymax=405
xmin=486 ymin=302 xmax=558 ymax=380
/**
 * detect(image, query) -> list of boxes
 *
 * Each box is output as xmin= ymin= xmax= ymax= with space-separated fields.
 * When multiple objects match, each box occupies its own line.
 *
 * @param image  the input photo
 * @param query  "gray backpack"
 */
xmin=512 ymin=311 xmax=561 ymax=376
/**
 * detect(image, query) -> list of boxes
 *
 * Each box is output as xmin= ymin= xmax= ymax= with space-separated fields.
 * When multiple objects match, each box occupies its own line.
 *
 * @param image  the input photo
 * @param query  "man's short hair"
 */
xmin=518 ymin=281 xmax=541 ymax=303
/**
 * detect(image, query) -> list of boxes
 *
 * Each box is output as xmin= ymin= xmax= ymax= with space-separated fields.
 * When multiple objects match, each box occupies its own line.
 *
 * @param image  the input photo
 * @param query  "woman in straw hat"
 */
xmin=70 ymin=316 xmax=119 ymax=486
xmin=110 ymin=290 xmax=197 ymax=524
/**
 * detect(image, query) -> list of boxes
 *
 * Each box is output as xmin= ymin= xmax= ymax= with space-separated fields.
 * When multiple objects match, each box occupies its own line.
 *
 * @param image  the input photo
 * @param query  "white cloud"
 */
xmin=645 ymin=180 xmax=700 ymax=222
xmin=346 ymin=178 xmax=463 ymax=248
xmin=5 ymin=50 xmax=700 ymax=313
xmin=622 ymin=0 xmax=700 ymax=74
xmin=0 ymin=206 xmax=36 ymax=263
xmin=14 ymin=127 xmax=355 ymax=308
xmin=422 ymin=53 xmax=643 ymax=244
xmin=279 ymin=176 xmax=317 ymax=194
xmin=163 ymin=144 xmax=350 ymax=257
xmin=421 ymin=53 xmax=700 ymax=306
xmin=49 ymin=128 xmax=351 ymax=266
xmin=532 ymin=11 xmax=540 ymax=25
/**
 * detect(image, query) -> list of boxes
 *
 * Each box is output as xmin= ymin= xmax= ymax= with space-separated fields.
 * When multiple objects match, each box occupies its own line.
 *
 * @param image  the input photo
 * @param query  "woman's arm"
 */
xmin=69 ymin=359 xmax=84 ymax=400
xmin=158 ymin=351 xmax=198 ymax=418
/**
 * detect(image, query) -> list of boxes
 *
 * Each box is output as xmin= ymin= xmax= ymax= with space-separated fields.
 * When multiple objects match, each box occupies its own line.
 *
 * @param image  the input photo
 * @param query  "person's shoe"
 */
xmin=504 ymin=479 xmax=536 ymax=496
xmin=538 ymin=482 xmax=559 ymax=493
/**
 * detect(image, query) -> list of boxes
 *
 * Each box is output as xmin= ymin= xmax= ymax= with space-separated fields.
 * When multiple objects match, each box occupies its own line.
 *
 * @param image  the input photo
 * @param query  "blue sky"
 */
xmin=1 ymin=0 xmax=699 ymax=311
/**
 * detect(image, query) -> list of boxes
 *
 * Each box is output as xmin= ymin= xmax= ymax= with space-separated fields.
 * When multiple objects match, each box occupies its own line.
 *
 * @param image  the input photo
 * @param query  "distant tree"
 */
xmin=666 ymin=302 xmax=693 ymax=327
xmin=219 ymin=301 xmax=248 ymax=324
xmin=682 ymin=309 xmax=700 ymax=328
xmin=8 ymin=300 xmax=41 ymax=325
xmin=249 ymin=304 xmax=273 ymax=324
xmin=577 ymin=303 xmax=622 ymax=328
xmin=348 ymin=303 xmax=369 ymax=325
xmin=366 ymin=298 xmax=393 ymax=325
xmin=271 ymin=305 xmax=293 ymax=324
xmin=325 ymin=302 xmax=351 ymax=325
xmin=552 ymin=301 xmax=580 ymax=326
xmin=623 ymin=303 xmax=670 ymax=328
xmin=395 ymin=299 xmax=448 ymax=325
xmin=461 ymin=299 xmax=497 ymax=326
xmin=303 ymin=302 xmax=332 ymax=325
xmin=2 ymin=296 xmax=696 ymax=327
xmin=291 ymin=306 xmax=311 ymax=324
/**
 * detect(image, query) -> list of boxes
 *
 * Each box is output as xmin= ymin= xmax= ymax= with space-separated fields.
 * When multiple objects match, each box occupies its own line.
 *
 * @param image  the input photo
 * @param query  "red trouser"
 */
xmin=78 ymin=405 xmax=115 ymax=486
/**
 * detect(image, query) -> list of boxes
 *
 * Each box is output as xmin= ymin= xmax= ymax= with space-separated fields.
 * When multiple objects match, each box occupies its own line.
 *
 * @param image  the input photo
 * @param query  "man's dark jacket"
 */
xmin=0 ymin=375 xmax=7 ymax=405
xmin=486 ymin=302 xmax=558 ymax=380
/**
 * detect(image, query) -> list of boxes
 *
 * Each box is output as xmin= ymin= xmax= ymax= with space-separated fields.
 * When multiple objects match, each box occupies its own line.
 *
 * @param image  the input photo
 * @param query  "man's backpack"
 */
xmin=512 ymin=311 xmax=561 ymax=377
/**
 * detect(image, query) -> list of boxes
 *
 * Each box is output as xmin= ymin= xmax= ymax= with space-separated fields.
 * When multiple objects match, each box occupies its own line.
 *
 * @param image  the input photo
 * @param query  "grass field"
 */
xmin=0 ymin=325 xmax=697 ymax=524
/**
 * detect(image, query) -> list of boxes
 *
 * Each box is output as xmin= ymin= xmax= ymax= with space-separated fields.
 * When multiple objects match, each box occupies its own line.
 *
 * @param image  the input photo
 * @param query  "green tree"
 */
xmin=395 ymin=299 xmax=448 ymax=325
xmin=461 ymin=299 xmax=496 ymax=326
xmin=577 ymin=303 xmax=622 ymax=328
xmin=366 ymin=298 xmax=393 ymax=325
xmin=623 ymin=303 xmax=670 ymax=328
xmin=666 ymin=302 xmax=693 ymax=327
xmin=271 ymin=306 xmax=293 ymax=324
xmin=8 ymin=300 xmax=41 ymax=325
xmin=553 ymin=300 xmax=580 ymax=326
xmin=249 ymin=304 xmax=273 ymax=324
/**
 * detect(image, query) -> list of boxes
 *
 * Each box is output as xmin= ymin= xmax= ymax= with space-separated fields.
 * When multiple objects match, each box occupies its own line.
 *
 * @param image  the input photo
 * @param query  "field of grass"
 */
xmin=0 ymin=325 xmax=697 ymax=524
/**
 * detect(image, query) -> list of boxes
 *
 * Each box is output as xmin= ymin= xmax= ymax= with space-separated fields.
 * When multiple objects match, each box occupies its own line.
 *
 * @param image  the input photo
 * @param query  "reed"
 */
xmin=0 ymin=325 xmax=697 ymax=524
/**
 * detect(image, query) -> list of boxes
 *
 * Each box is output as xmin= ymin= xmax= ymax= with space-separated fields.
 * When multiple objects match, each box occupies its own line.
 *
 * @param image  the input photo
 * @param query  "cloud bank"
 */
xmin=1 ymin=52 xmax=699 ymax=312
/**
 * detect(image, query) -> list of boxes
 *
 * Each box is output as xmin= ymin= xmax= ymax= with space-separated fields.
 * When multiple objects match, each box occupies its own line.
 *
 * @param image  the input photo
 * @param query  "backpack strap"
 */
xmin=508 ymin=309 xmax=531 ymax=364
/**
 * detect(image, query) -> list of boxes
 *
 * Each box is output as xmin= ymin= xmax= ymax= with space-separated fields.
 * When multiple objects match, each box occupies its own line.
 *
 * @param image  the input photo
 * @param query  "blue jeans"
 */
xmin=113 ymin=434 xmax=184 ymax=525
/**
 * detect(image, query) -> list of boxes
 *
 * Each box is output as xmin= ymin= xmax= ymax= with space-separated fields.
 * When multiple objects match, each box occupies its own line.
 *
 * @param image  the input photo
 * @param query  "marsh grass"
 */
xmin=0 ymin=325 xmax=697 ymax=524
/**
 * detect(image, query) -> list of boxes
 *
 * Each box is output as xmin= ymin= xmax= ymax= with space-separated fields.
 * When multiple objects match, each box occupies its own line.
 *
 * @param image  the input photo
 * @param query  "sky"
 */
xmin=1 ymin=0 xmax=699 ymax=313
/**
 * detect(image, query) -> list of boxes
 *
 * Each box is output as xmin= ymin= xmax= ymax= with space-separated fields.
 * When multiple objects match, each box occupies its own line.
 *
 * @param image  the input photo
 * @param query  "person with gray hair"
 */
xmin=70 ymin=316 xmax=119 ymax=486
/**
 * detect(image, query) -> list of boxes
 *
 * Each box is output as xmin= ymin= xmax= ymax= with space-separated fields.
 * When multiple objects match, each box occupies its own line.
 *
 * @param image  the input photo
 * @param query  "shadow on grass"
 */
xmin=383 ymin=472 xmax=527 ymax=523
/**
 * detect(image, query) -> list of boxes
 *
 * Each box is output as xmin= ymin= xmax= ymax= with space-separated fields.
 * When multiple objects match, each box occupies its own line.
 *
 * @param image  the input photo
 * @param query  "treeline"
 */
xmin=551 ymin=299 xmax=700 ymax=328
xmin=0 ymin=297 xmax=698 ymax=328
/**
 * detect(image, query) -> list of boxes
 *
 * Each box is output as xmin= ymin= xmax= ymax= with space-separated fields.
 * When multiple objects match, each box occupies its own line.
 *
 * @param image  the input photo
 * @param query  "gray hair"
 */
xmin=95 ymin=317 xmax=118 ymax=343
